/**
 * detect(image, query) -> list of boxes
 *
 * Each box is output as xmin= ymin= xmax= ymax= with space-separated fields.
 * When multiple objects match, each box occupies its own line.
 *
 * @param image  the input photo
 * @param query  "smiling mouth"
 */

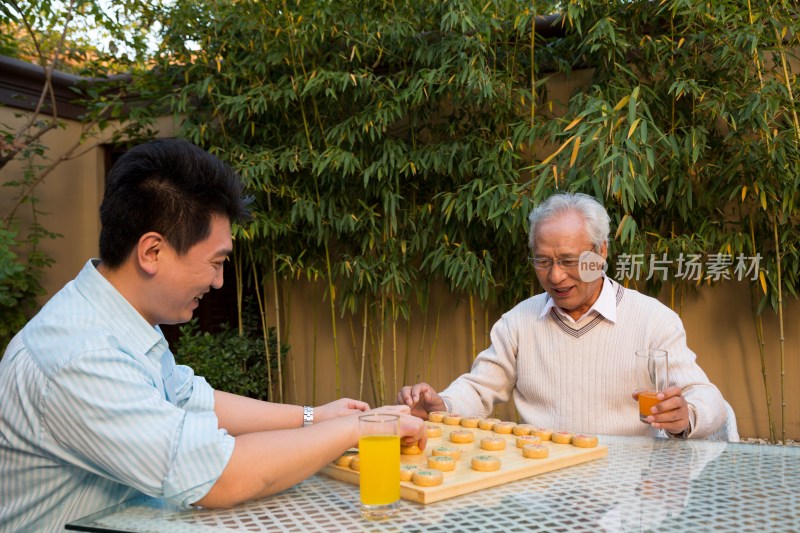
xmin=552 ymin=286 xmax=573 ymax=296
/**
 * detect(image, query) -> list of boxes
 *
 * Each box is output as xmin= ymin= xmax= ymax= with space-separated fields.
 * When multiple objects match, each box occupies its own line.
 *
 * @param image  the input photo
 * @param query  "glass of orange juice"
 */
xmin=358 ymin=413 xmax=400 ymax=520
xmin=635 ymin=349 xmax=668 ymax=422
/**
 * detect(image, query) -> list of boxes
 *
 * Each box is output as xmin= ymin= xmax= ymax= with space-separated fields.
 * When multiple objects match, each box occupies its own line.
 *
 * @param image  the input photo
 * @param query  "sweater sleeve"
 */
xmin=654 ymin=308 xmax=727 ymax=439
xmin=440 ymin=313 xmax=519 ymax=418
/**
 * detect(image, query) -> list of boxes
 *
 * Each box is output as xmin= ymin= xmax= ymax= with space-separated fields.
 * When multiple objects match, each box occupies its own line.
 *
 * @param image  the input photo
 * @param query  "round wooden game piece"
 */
xmin=349 ymin=456 xmax=361 ymax=471
xmin=471 ymin=455 xmax=501 ymax=472
xmin=478 ymin=418 xmax=500 ymax=430
xmin=431 ymin=446 xmax=461 ymax=459
xmin=428 ymin=455 xmax=457 ymax=472
xmin=480 ymin=436 xmax=506 ymax=451
xmin=401 ymin=443 xmax=423 ymax=455
xmin=412 ymin=469 xmax=444 ymax=487
xmin=512 ymin=424 xmax=534 ymax=436
xmin=334 ymin=449 xmax=358 ymax=467
xmin=426 ymin=424 xmax=443 ymax=438
xmin=449 ymin=429 xmax=474 ymax=443
xmin=400 ymin=464 xmax=419 ymax=481
xmin=521 ymin=443 xmax=549 ymax=459
xmin=442 ymin=414 xmax=463 ymax=426
xmin=551 ymin=431 xmax=574 ymax=444
xmin=493 ymin=421 xmax=516 ymax=434
xmin=460 ymin=417 xmax=480 ymax=428
xmin=572 ymin=434 xmax=599 ymax=448
xmin=532 ymin=427 xmax=554 ymax=441
xmin=428 ymin=411 xmax=447 ymax=423
xmin=515 ymin=435 xmax=542 ymax=448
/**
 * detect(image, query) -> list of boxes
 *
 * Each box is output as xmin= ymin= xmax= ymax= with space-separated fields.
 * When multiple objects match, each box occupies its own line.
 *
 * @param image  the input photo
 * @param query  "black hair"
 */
xmin=99 ymin=138 xmax=250 ymax=268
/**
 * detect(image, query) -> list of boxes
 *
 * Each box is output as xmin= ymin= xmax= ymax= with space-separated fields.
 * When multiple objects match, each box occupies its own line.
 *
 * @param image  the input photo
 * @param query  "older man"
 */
xmin=398 ymin=192 xmax=729 ymax=439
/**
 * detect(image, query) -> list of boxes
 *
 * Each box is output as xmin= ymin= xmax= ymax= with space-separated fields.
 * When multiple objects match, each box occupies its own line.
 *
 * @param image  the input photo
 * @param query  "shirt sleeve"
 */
xmin=440 ymin=313 xmax=518 ymax=418
xmin=171 ymin=360 xmax=216 ymax=413
xmin=42 ymin=351 xmax=235 ymax=508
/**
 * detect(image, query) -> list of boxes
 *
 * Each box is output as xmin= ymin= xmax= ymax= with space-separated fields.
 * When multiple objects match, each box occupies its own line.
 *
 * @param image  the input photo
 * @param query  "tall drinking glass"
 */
xmin=358 ymin=413 xmax=400 ymax=520
xmin=636 ymin=349 xmax=669 ymax=422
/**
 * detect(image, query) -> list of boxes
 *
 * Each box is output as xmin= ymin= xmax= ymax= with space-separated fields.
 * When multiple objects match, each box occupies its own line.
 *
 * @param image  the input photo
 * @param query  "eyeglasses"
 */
xmin=529 ymin=256 xmax=581 ymax=271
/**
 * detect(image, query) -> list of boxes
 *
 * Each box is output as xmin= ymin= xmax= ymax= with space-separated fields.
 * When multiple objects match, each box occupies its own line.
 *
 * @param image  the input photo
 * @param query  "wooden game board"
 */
xmin=321 ymin=421 xmax=608 ymax=504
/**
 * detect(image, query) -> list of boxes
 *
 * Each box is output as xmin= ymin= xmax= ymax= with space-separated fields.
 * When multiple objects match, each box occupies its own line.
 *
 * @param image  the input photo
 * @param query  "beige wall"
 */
xmin=0 ymin=113 xmax=178 ymax=297
xmin=2 ymin=108 xmax=797 ymax=442
xmin=1 ymin=116 xmax=104 ymax=296
xmin=677 ymin=281 xmax=799 ymax=440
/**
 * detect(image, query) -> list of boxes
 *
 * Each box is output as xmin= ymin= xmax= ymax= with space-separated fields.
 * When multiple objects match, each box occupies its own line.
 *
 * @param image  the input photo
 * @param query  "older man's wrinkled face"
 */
xmin=532 ymin=212 xmax=607 ymax=321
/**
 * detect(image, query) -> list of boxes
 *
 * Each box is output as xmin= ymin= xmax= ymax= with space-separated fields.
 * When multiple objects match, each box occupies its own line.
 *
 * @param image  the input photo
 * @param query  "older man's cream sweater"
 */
xmin=440 ymin=280 xmax=727 ymax=439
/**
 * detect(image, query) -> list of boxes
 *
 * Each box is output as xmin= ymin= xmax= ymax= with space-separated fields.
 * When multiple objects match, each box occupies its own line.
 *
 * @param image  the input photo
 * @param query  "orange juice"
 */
xmin=638 ymin=391 xmax=661 ymax=421
xmin=359 ymin=434 xmax=400 ymax=505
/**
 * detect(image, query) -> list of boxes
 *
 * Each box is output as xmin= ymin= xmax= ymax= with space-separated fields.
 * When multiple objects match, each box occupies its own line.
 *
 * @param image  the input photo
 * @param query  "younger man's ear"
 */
xmin=137 ymin=232 xmax=164 ymax=276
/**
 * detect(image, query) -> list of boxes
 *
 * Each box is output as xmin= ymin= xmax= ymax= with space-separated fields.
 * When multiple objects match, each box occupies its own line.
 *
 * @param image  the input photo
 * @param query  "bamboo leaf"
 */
xmin=615 ymin=214 xmax=629 ymax=240
xmin=613 ymin=95 xmax=630 ymax=112
xmin=627 ymin=118 xmax=641 ymax=139
xmin=540 ymin=135 xmax=576 ymax=166
xmin=564 ymin=116 xmax=584 ymax=131
xmin=569 ymin=136 xmax=581 ymax=167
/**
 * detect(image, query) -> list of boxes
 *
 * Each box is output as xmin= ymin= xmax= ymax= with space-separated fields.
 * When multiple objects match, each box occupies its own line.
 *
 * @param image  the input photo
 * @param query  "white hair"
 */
xmin=527 ymin=192 xmax=611 ymax=251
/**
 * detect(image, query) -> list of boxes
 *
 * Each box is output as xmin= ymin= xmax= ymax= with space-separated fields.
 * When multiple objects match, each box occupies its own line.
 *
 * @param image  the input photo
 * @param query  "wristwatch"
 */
xmin=303 ymin=405 xmax=314 ymax=427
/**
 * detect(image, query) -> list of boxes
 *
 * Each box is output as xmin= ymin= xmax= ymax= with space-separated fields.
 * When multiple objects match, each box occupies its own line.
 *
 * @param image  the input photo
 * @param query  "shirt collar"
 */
xmin=74 ymin=259 xmax=165 ymax=358
xmin=539 ymin=275 xmax=618 ymax=324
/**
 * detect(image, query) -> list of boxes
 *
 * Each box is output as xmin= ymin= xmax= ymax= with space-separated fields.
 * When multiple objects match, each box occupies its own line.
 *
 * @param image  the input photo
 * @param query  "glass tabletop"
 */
xmin=66 ymin=436 xmax=800 ymax=532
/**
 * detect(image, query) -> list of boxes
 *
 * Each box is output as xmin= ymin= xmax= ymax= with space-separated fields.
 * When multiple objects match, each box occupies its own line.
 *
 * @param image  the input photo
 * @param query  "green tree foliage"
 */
xmin=139 ymin=0 xmax=800 ymax=314
xmin=534 ymin=1 xmax=800 ymax=312
xmin=154 ymin=0 xmax=544 ymax=317
xmin=115 ymin=0 xmax=800 ymax=414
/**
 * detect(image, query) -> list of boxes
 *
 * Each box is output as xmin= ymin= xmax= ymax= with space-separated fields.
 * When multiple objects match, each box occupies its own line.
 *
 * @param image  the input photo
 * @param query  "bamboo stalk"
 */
xmin=359 ymin=298 xmax=368 ymax=401
xmin=772 ymin=212 xmax=786 ymax=442
xmin=378 ymin=293 xmax=387 ymax=405
xmin=348 ymin=314 xmax=358 ymax=392
xmin=324 ymin=244 xmax=341 ymax=397
xmin=234 ymin=244 xmax=244 ymax=335
xmin=247 ymin=243 xmax=273 ymax=402
xmin=392 ymin=293 xmax=398 ymax=398
xmin=469 ymin=293 xmax=477 ymax=364
xmin=771 ymin=14 xmax=795 ymax=444
xmin=272 ymin=260 xmax=283 ymax=403
xmin=416 ymin=291 xmax=430 ymax=383
xmin=285 ymin=281 xmax=298 ymax=405
xmin=747 ymin=0 xmax=778 ymax=442
xmin=312 ymin=283 xmax=318 ymax=406
xmin=426 ymin=303 xmax=442 ymax=384
xmin=367 ymin=311 xmax=380 ymax=405
xmin=749 ymin=214 xmax=776 ymax=442
xmin=483 ymin=306 xmax=489 ymax=358
xmin=266 ymin=187 xmax=284 ymax=403
xmin=402 ymin=304 xmax=411 ymax=388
